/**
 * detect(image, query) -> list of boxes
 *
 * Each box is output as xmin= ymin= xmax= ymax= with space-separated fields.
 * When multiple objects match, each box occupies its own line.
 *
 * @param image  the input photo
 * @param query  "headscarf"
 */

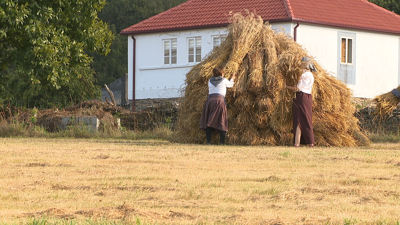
xmin=301 ymin=56 xmax=317 ymax=72
xmin=210 ymin=76 xmax=223 ymax=87
xmin=391 ymin=89 xmax=400 ymax=99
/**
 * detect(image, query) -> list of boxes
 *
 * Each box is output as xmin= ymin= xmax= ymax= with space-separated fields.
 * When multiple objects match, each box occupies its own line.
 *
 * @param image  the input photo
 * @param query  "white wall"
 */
xmin=128 ymin=28 xmax=229 ymax=99
xmin=295 ymin=24 xmax=338 ymax=75
xmin=271 ymin=23 xmax=293 ymax=36
xmin=128 ymin=23 xmax=400 ymax=100
xmin=296 ymin=24 xmax=400 ymax=98
xmin=354 ymin=31 xmax=399 ymax=97
xmin=128 ymin=25 xmax=294 ymax=100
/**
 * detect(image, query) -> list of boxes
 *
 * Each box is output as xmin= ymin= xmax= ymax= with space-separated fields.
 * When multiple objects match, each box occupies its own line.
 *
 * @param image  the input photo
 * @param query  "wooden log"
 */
xmin=104 ymin=84 xmax=116 ymax=106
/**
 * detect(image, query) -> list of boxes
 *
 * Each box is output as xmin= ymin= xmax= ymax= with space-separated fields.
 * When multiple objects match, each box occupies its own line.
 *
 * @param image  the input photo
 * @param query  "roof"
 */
xmin=120 ymin=0 xmax=400 ymax=35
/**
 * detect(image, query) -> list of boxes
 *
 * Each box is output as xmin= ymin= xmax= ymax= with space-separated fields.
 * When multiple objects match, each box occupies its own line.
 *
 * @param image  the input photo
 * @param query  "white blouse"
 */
xmin=297 ymin=71 xmax=314 ymax=94
xmin=208 ymin=78 xmax=234 ymax=97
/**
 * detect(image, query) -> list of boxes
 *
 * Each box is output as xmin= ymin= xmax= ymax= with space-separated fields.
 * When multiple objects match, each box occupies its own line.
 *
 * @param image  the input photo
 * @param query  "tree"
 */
xmin=91 ymin=0 xmax=188 ymax=87
xmin=0 ymin=0 xmax=114 ymax=107
xmin=368 ymin=0 xmax=400 ymax=15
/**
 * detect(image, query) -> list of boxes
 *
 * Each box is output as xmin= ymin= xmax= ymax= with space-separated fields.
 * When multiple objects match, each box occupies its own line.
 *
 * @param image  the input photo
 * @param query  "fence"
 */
xmin=2 ymin=99 xmax=92 ymax=110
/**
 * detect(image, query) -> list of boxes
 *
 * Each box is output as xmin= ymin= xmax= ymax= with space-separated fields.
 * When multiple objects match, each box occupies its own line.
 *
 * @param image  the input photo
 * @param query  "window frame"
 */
xmin=187 ymin=37 xmax=202 ymax=63
xmin=340 ymin=36 xmax=353 ymax=65
xmin=212 ymin=35 xmax=227 ymax=49
xmin=163 ymin=39 xmax=177 ymax=65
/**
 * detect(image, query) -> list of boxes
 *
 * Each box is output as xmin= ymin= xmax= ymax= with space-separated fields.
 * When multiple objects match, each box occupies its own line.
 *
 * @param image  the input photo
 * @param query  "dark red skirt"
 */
xmin=200 ymin=95 xmax=228 ymax=132
xmin=293 ymin=92 xmax=315 ymax=144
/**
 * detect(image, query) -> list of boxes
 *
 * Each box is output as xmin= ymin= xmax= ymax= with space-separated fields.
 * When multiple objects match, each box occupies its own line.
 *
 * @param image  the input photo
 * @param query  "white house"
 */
xmin=120 ymin=0 xmax=400 ymax=110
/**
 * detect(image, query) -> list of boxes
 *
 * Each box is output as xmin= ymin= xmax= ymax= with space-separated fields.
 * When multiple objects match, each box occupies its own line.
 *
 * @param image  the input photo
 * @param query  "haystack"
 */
xmin=173 ymin=12 xmax=370 ymax=147
xmin=373 ymin=86 xmax=400 ymax=120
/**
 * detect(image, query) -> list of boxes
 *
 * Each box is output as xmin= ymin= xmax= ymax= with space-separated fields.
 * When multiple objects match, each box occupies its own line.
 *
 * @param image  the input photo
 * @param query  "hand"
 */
xmin=231 ymin=74 xmax=236 ymax=80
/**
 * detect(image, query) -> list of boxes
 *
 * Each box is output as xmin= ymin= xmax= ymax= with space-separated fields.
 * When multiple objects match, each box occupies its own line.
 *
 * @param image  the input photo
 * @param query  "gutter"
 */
xmin=294 ymin=22 xmax=300 ymax=42
xmin=120 ymin=19 xmax=293 ymax=36
xmin=120 ymin=18 xmax=400 ymax=36
xmin=132 ymin=36 xmax=136 ymax=112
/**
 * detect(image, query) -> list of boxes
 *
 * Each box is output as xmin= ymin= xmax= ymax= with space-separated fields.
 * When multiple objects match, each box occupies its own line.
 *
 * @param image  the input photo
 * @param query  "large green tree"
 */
xmin=368 ymin=0 xmax=400 ymax=14
xmin=0 ymin=0 xmax=113 ymax=107
xmin=91 ymin=0 xmax=188 ymax=86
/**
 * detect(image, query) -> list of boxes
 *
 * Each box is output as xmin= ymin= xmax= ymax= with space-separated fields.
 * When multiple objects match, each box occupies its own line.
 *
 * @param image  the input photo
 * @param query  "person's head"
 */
xmin=301 ymin=57 xmax=317 ymax=72
xmin=213 ymin=67 xmax=224 ymax=77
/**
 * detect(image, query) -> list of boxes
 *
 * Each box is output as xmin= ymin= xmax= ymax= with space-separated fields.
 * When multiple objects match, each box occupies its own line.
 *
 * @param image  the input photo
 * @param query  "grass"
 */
xmin=368 ymin=131 xmax=400 ymax=143
xmin=0 ymin=121 xmax=400 ymax=224
xmin=1 ymin=119 xmax=399 ymax=143
xmin=0 ymin=120 xmax=173 ymax=141
xmin=0 ymin=137 xmax=400 ymax=224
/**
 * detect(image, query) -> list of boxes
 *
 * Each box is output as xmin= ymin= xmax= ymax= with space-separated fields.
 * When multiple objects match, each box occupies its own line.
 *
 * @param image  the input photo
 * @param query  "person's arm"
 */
xmin=286 ymin=85 xmax=299 ymax=92
xmin=225 ymin=75 xmax=235 ymax=88
xmin=230 ymin=74 xmax=236 ymax=82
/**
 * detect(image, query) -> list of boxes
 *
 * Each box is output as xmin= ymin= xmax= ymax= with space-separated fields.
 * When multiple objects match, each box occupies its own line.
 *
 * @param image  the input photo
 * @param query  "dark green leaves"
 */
xmin=0 ymin=0 xmax=113 ymax=106
xmin=368 ymin=0 xmax=400 ymax=15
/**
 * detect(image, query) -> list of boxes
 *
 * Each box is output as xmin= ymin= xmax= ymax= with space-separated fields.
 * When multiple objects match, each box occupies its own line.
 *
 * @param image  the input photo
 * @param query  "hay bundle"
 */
xmin=173 ymin=12 xmax=369 ymax=147
xmin=373 ymin=86 xmax=400 ymax=120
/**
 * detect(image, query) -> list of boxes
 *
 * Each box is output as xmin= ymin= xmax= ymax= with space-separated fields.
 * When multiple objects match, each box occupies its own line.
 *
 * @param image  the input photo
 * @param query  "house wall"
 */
xmin=127 ymin=23 xmax=400 ymax=100
xmin=128 ymin=24 xmax=295 ymax=100
xmin=354 ymin=31 xmax=399 ymax=97
xmin=295 ymin=24 xmax=338 ymax=75
xmin=128 ymin=28 xmax=229 ymax=100
xmin=296 ymin=24 xmax=400 ymax=98
xmin=271 ymin=23 xmax=292 ymax=36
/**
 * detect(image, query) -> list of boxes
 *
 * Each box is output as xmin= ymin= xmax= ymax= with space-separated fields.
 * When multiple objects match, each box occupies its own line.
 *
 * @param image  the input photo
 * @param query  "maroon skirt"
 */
xmin=200 ymin=94 xmax=228 ymax=132
xmin=293 ymin=92 xmax=315 ymax=144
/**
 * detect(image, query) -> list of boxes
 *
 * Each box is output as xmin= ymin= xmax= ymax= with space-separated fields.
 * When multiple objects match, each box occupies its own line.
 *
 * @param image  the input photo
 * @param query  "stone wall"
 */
xmin=356 ymin=107 xmax=400 ymax=134
xmin=128 ymin=98 xmax=180 ymax=130
xmin=133 ymin=98 xmax=180 ymax=112
xmin=129 ymin=97 xmax=400 ymax=133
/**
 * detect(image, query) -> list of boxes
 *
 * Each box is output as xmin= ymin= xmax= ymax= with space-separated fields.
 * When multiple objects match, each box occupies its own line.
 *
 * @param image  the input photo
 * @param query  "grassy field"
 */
xmin=0 ymin=138 xmax=400 ymax=224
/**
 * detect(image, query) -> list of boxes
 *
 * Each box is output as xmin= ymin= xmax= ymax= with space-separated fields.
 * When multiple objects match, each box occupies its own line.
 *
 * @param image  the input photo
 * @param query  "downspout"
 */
xmin=132 ymin=36 xmax=136 ymax=112
xmin=294 ymin=22 xmax=300 ymax=42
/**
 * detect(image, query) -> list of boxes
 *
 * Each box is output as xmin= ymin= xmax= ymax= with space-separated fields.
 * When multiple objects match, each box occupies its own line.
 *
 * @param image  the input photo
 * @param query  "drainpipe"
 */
xmin=132 ymin=36 xmax=136 ymax=112
xmin=294 ymin=22 xmax=300 ymax=42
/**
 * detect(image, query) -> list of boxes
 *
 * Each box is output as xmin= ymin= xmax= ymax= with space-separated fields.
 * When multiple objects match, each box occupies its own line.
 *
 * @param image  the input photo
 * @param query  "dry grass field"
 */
xmin=0 ymin=138 xmax=400 ymax=224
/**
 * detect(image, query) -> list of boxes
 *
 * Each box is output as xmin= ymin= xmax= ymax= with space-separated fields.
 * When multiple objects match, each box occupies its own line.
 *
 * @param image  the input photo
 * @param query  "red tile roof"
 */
xmin=120 ymin=0 xmax=400 ymax=35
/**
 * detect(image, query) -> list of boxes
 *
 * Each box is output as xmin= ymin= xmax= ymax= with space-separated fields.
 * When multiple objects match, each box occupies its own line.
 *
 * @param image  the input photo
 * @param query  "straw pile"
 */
xmin=373 ymin=86 xmax=400 ymax=120
xmin=173 ymin=12 xmax=369 ymax=147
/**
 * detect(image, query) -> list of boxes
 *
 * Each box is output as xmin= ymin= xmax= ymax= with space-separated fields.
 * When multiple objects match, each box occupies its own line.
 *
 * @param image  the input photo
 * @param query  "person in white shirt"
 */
xmin=200 ymin=67 xmax=235 ymax=145
xmin=285 ymin=57 xmax=316 ymax=147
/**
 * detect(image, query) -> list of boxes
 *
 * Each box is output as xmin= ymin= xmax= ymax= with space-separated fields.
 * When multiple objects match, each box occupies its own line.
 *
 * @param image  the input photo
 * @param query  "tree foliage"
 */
xmin=368 ymin=0 xmax=400 ymax=15
xmin=91 ymin=0 xmax=188 ymax=86
xmin=0 ymin=0 xmax=113 ymax=106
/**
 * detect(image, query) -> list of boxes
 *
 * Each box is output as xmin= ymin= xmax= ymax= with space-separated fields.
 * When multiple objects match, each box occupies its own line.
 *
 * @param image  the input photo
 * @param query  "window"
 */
xmin=163 ymin=39 xmax=177 ymax=65
xmin=212 ymin=35 xmax=227 ymax=48
xmin=341 ymin=37 xmax=353 ymax=64
xmin=337 ymin=32 xmax=356 ymax=85
xmin=188 ymin=37 xmax=201 ymax=63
